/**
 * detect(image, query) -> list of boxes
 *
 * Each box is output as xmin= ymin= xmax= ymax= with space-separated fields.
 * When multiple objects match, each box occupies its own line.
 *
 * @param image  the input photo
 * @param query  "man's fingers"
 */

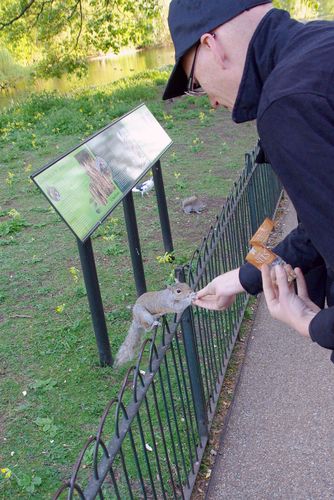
xmin=193 ymin=295 xmax=222 ymax=310
xmin=274 ymin=264 xmax=291 ymax=295
xmin=196 ymin=283 xmax=214 ymax=299
xmin=261 ymin=264 xmax=277 ymax=304
xmin=270 ymin=266 xmax=276 ymax=283
xmin=294 ymin=267 xmax=308 ymax=299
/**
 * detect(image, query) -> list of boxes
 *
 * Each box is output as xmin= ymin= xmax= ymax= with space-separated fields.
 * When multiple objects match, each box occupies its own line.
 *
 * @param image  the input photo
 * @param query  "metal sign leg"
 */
xmin=123 ymin=191 xmax=147 ymax=297
xmin=152 ymin=160 xmax=174 ymax=254
xmin=77 ymin=237 xmax=113 ymax=366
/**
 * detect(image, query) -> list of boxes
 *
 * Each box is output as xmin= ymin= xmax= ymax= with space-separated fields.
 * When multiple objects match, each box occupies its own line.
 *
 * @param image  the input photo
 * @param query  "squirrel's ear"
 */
xmin=174 ymin=278 xmax=180 ymax=284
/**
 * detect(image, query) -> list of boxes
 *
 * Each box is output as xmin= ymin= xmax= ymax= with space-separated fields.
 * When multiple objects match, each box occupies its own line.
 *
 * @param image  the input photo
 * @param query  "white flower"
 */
xmin=22 ymin=390 xmax=27 ymax=396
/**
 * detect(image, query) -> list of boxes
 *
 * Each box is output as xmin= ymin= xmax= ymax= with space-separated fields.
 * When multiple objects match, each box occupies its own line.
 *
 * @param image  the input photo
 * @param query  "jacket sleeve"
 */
xmin=239 ymin=221 xmax=325 ymax=296
xmin=241 ymin=92 xmax=334 ymax=359
xmin=309 ymin=309 xmax=334 ymax=350
xmin=310 ymin=307 xmax=334 ymax=365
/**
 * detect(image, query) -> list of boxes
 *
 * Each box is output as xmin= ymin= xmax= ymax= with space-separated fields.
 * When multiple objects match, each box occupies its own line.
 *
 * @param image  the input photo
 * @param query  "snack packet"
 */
xmin=250 ymin=217 xmax=275 ymax=246
xmin=246 ymin=245 xmax=296 ymax=283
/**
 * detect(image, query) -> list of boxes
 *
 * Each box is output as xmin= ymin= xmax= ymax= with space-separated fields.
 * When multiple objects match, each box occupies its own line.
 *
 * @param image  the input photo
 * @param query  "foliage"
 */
xmin=0 ymin=46 xmax=29 ymax=89
xmin=0 ymin=209 xmax=29 ymax=237
xmin=0 ymin=0 xmax=331 ymax=85
xmin=0 ymin=0 xmax=165 ymax=78
xmin=274 ymin=0 xmax=320 ymax=18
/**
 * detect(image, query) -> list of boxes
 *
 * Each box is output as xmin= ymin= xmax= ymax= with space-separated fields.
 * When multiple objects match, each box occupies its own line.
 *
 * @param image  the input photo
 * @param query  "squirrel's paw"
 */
xmin=145 ymin=320 xmax=161 ymax=332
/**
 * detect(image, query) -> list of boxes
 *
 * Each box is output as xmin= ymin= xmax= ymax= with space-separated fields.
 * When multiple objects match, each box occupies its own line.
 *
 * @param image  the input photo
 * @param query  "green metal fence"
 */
xmin=54 ymin=145 xmax=282 ymax=499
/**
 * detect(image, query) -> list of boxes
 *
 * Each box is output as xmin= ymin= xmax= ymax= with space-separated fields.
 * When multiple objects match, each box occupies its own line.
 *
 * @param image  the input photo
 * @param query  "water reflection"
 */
xmin=0 ymin=46 xmax=174 ymax=109
xmin=36 ymin=46 xmax=174 ymax=92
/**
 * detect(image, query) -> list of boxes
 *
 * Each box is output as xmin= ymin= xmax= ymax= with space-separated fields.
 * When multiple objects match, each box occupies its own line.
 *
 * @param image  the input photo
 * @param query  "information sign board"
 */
xmin=31 ymin=104 xmax=172 ymax=241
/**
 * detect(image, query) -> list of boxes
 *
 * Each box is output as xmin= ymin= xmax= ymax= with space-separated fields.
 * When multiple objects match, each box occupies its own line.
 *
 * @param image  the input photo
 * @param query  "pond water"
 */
xmin=0 ymin=45 xmax=175 ymax=109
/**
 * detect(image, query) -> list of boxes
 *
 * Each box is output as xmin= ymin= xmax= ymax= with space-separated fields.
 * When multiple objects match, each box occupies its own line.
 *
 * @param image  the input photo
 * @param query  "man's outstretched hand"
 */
xmin=193 ymin=268 xmax=245 ymax=311
xmin=261 ymin=264 xmax=320 ymax=337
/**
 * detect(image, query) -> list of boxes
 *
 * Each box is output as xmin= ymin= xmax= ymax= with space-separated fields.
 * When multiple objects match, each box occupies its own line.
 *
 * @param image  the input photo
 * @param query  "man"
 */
xmin=163 ymin=0 xmax=334 ymax=362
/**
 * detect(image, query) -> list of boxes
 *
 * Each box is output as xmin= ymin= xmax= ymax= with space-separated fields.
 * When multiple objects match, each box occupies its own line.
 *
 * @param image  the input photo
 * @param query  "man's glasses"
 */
xmin=185 ymin=33 xmax=215 ymax=97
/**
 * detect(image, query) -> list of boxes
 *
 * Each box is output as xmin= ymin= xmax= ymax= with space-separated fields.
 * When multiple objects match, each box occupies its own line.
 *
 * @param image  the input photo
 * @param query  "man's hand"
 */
xmin=193 ymin=268 xmax=245 ymax=311
xmin=261 ymin=264 xmax=320 ymax=337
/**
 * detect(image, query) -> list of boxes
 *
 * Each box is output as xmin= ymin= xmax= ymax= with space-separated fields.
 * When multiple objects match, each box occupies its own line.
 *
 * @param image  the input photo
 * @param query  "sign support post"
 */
xmin=77 ymin=237 xmax=113 ymax=366
xmin=122 ymin=191 xmax=147 ymax=297
xmin=152 ymin=160 xmax=174 ymax=254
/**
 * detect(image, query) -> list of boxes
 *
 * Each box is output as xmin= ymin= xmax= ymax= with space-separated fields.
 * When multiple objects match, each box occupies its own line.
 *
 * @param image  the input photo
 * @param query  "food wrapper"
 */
xmin=249 ymin=218 xmax=275 ymax=247
xmin=246 ymin=245 xmax=296 ymax=283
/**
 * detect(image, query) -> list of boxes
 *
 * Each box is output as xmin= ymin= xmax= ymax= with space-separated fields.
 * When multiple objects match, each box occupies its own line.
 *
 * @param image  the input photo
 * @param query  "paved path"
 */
xmin=207 ymin=200 xmax=334 ymax=500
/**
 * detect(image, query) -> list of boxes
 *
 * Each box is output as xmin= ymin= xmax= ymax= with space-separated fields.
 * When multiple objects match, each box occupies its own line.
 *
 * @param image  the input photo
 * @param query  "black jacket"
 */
xmin=234 ymin=9 xmax=334 ymax=362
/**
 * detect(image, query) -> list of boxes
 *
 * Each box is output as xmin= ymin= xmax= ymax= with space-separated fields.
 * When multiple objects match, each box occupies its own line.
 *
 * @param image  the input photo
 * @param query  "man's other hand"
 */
xmin=261 ymin=264 xmax=320 ymax=337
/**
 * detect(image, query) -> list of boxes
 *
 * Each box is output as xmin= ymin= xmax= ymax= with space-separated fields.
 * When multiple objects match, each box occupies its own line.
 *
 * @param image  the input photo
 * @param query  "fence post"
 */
xmin=176 ymin=267 xmax=208 ymax=439
xmin=152 ymin=160 xmax=174 ymax=254
xmin=246 ymin=153 xmax=258 ymax=234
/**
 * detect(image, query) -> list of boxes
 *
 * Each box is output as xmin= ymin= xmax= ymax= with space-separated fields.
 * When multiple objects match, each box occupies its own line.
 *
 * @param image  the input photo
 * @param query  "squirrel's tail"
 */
xmin=114 ymin=320 xmax=142 ymax=367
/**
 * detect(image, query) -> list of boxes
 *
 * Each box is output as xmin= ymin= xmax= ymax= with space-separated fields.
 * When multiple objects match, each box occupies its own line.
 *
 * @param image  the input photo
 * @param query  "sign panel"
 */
xmin=31 ymin=104 xmax=172 ymax=241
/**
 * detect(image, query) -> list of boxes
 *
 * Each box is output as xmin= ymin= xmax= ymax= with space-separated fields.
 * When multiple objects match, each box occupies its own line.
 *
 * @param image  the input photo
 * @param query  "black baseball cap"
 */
xmin=162 ymin=0 xmax=272 ymax=100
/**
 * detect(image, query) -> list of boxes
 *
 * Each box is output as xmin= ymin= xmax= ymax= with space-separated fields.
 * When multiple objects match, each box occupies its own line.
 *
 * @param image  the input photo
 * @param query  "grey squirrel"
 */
xmin=182 ymin=195 xmax=206 ymax=214
xmin=114 ymin=281 xmax=197 ymax=367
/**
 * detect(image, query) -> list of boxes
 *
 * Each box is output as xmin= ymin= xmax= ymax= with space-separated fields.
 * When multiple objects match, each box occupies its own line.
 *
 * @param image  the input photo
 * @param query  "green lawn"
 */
xmin=0 ymin=69 xmax=258 ymax=497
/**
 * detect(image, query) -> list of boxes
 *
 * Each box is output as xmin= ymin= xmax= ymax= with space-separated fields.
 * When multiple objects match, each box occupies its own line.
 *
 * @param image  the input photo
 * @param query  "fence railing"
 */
xmin=54 ymin=145 xmax=282 ymax=499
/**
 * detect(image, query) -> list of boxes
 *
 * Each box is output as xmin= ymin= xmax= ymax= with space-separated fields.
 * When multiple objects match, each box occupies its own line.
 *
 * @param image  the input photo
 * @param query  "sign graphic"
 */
xmin=32 ymin=104 xmax=172 ymax=241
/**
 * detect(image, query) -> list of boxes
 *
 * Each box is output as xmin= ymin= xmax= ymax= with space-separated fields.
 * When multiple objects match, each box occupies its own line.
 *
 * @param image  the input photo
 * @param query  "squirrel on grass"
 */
xmin=114 ymin=281 xmax=197 ymax=367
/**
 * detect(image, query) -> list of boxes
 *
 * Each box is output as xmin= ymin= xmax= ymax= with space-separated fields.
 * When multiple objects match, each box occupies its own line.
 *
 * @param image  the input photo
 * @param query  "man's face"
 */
xmin=182 ymin=33 xmax=239 ymax=111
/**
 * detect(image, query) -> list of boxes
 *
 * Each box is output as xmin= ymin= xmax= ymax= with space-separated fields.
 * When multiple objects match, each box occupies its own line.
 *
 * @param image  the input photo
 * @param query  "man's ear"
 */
xmin=200 ymin=32 xmax=215 ymax=49
xmin=201 ymin=32 xmax=226 ymax=67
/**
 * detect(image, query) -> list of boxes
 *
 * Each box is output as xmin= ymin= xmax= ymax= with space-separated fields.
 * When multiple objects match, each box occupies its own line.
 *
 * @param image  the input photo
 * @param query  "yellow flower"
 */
xmin=8 ymin=209 xmax=20 ymax=218
xmin=55 ymin=304 xmax=65 ymax=314
xmin=6 ymin=172 xmax=15 ymax=186
xmin=156 ymin=252 xmax=174 ymax=264
xmin=199 ymin=111 xmax=206 ymax=122
xmin=69 ymin=267 xmax=79 ymax=282
xmin=1 ymin=468 xmax=12 ymax=478
xmin=163 ymin=113 xmax=173 ymax=121
xmin=24 ymin=163 xmax=32 ymax=173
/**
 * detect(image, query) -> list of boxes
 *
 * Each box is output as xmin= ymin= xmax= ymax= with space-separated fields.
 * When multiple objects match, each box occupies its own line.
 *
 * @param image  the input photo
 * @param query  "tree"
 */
xmin=273 ymin=0 xmax=320 ymax=18
xmin=0 ymin=0 xmax=163 ymax=78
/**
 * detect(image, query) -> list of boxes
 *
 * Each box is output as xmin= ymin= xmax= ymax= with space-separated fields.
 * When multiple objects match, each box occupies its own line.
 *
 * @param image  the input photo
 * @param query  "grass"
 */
xmin=0 ymin=68 xmax=258 ymax=497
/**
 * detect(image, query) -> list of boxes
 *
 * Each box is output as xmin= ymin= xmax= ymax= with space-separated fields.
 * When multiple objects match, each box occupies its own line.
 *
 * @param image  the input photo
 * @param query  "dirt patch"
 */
xmin=169 ymin=195 xmax=226 ymax=245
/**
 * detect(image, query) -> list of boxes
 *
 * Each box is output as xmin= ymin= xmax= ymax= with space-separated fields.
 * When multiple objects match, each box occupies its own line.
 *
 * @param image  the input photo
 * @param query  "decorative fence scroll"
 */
xmin=54 ymin=145 xmax=283 ymax=499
